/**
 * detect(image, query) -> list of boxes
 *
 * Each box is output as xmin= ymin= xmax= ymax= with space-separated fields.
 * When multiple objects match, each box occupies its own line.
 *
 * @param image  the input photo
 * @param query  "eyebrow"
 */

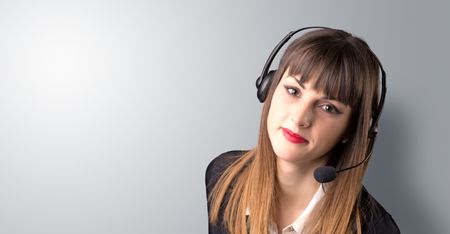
xmin=289 ymin=76 xmax=305 ymax=89
xmin=288 ymin=76 xmax=340 ymax=102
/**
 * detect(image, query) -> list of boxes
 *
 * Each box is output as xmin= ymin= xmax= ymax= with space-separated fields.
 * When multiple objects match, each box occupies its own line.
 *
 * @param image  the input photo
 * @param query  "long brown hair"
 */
xmin=208 ymin=28 xmax=382 ymax=234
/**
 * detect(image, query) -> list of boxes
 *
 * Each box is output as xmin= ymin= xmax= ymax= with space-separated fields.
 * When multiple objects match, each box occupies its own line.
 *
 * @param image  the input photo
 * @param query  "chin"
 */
xmin=272 ymin=144 xmax=306 ymax=162
xmin=269 ymin=131 xmax=301 ymax=161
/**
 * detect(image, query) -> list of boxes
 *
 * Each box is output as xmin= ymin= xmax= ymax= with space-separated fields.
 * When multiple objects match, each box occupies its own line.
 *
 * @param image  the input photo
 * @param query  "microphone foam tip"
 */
xmin=314 ymin=166 xmax=337 ymax=183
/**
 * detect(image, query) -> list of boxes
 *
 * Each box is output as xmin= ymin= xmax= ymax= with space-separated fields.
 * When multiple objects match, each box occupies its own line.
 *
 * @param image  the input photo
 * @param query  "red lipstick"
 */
xmin=282 ymin=128 xmax=308 ymax=144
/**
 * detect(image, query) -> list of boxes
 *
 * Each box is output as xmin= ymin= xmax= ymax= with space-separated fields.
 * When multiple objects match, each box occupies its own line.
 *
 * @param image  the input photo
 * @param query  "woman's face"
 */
xmin=267 ymin=69 xmax=352 ymax=165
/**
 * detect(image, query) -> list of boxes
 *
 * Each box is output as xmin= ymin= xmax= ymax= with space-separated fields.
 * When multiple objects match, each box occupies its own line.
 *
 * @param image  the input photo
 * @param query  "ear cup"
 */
xmin=256 ymin=70 xmax=277 ymax=103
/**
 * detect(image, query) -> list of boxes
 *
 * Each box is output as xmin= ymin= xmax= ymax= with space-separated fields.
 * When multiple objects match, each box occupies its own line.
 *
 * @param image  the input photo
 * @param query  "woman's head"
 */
xmin=260 ymin=28 xmax=381 ymax=168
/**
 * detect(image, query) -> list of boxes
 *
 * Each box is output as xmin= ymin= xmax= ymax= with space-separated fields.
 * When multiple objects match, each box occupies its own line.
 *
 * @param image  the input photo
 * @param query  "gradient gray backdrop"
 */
xmin=1 ymin=0 xmax=449 ymax=233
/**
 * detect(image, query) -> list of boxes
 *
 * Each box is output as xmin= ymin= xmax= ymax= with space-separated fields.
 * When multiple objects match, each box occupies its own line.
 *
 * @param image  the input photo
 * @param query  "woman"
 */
xmin=205 ymin=27 xmax=400 ymax=234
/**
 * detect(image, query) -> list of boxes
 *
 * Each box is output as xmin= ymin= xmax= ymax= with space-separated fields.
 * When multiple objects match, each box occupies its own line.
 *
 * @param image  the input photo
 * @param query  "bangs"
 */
xmin=281 ymin=38 xmax=366 ymax=108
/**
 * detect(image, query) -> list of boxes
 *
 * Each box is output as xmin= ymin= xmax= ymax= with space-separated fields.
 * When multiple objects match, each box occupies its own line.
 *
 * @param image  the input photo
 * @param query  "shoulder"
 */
xmin=205 ymin=150 xmax=249 ymax=234
xmin=205 ymin=150 xmax=248 ymax=193
xmin=359 ymin=186 xmax=401 ymax=234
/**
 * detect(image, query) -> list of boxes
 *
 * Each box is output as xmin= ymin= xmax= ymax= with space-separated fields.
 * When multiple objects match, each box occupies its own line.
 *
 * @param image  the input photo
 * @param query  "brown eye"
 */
xmin=321 ymin=104 xmax=340 ymax=114
xmin=284 ymin=85 xmax=299 ymax=96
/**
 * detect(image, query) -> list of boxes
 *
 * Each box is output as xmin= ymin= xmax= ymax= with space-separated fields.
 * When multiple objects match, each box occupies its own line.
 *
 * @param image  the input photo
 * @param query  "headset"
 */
xmin=255 ymin=26 xmax=387 ymax=183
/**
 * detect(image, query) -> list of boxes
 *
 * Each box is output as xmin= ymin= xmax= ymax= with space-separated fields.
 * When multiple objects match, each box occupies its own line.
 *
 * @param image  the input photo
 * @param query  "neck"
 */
xmin=275 ymin=156 xmax=328 ymax=230
xmin=276 ymin=156 xmax=327 ymax=202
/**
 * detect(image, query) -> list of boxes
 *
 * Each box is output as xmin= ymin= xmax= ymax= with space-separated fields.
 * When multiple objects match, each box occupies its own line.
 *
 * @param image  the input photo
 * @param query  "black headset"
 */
xmin=255 ymin=26 xmax=387 ymax=183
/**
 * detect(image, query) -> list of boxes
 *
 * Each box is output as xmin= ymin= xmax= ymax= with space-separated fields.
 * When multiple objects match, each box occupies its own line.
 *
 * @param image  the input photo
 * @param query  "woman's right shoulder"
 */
xmin=205 ymin=150 xmax=248 ymax=191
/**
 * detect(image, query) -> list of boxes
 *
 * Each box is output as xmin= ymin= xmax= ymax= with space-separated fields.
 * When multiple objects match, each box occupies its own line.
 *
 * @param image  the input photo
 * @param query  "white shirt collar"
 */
xmin=246 ymin=185 xmax=325 ymax=234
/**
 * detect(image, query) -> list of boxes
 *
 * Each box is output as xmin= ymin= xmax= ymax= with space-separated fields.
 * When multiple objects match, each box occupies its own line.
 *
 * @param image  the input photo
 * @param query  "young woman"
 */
xmin=205 ymin=27 xmax=400 ymax=234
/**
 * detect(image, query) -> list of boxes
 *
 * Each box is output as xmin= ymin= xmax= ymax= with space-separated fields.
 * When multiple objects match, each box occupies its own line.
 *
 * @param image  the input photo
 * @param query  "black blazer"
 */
xmin=205 ymin=150 xmax=400 ymax=234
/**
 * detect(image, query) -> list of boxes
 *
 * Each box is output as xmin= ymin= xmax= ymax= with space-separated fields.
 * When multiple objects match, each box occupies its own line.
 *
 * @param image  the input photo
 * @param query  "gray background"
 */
xmin=0 ymin=0 xmax=449 ymax=233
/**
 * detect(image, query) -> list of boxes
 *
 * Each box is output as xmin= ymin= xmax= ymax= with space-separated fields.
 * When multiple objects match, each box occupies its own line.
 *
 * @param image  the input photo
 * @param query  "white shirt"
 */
xmin=246 ymin=185 xmax=325 ymax=234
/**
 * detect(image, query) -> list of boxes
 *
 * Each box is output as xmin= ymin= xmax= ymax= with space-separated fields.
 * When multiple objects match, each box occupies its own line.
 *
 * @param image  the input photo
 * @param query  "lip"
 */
xmin=282 ymin=128 xmax=308 ymax=144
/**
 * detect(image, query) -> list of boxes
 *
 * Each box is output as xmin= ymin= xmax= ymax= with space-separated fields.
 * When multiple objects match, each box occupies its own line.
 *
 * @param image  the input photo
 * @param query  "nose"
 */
xmin=290 ymin=101 xmax=314 ymax=128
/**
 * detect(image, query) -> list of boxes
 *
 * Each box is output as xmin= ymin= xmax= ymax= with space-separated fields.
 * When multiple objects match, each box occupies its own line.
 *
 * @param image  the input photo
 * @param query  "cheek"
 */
xmin=316 ymin=119 xmax=349 ymax=145
xmin=266 ymin=105 xmax=277 ymax=133
xmin=267 ymin=91 xmax=285 ymax=129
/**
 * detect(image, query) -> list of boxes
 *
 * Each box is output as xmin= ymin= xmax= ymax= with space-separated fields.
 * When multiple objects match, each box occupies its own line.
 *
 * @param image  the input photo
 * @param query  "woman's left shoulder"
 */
xmin=359 ymin=186 xmax=401 ymax=234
